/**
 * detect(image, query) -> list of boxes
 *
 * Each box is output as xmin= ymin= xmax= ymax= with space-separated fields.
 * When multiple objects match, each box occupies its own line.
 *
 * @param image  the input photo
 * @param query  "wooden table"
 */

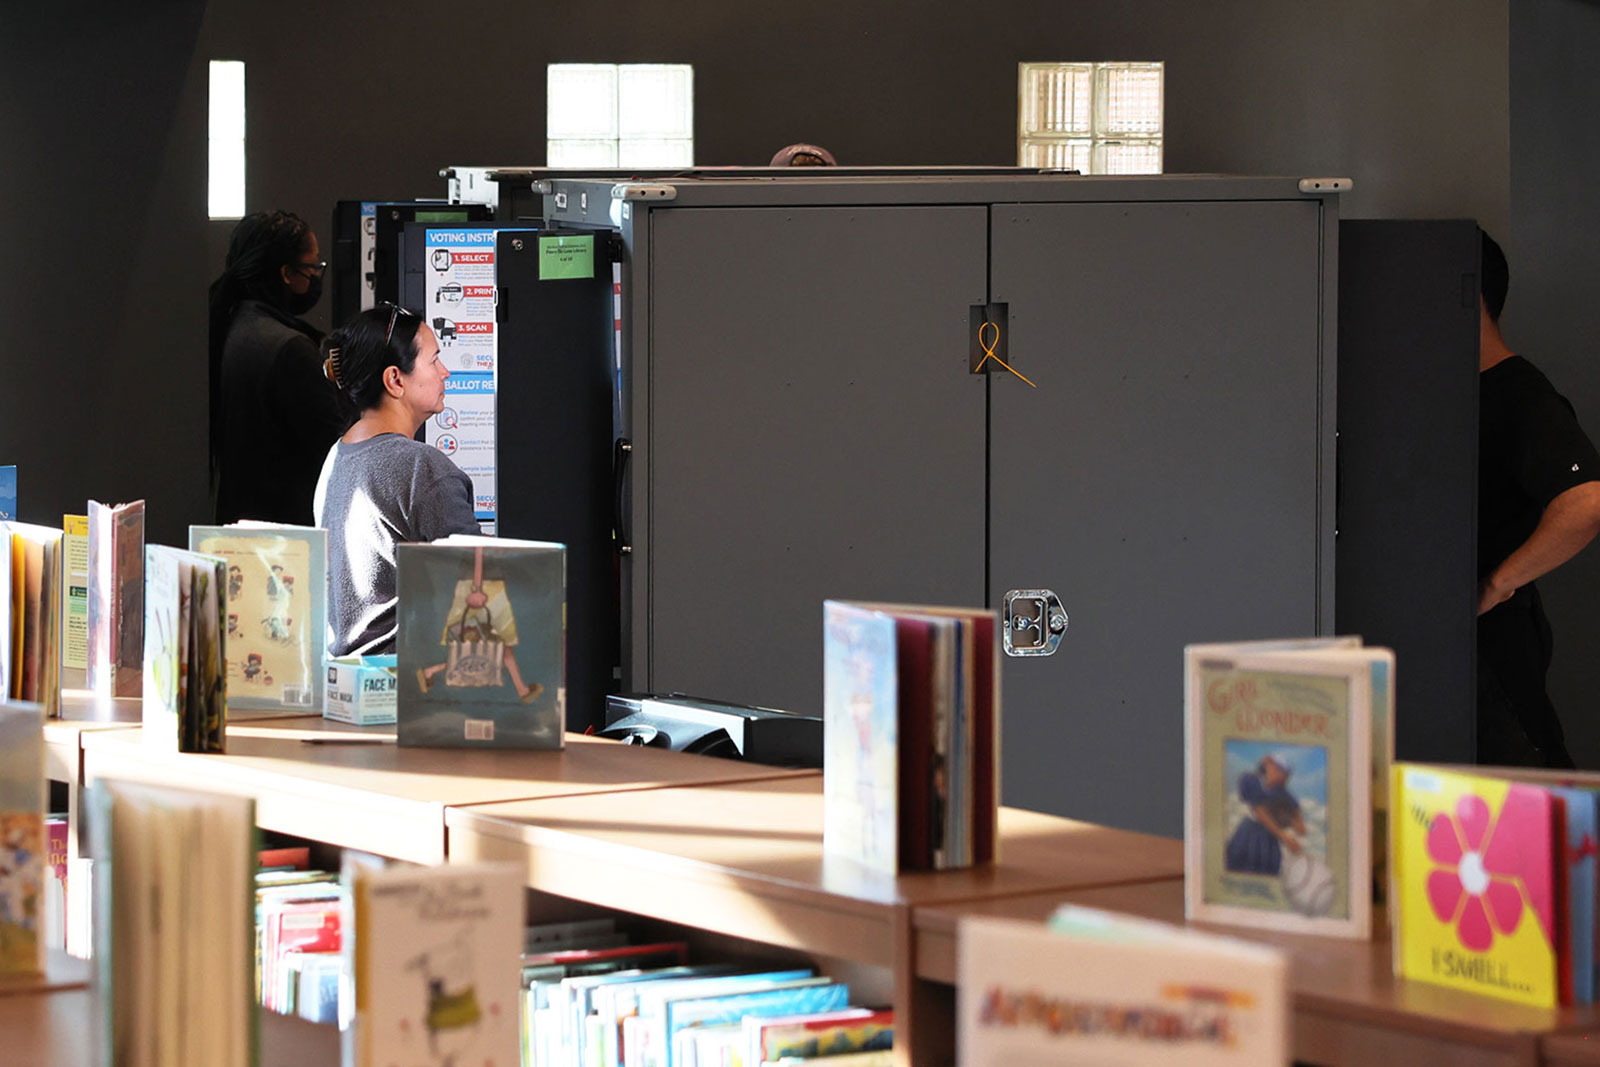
xmin=0 ymin=987 xmax=339 ymax=1066
xmin=0 ymin=950 xmax=90 ymax=998
xmin=446 ymin=775 xmax=1184 ymax=1067
xmin=916 ymin=878 xmax=1600 ymax=1067
xmin=81 ymin=721 xmax=819 ymax=864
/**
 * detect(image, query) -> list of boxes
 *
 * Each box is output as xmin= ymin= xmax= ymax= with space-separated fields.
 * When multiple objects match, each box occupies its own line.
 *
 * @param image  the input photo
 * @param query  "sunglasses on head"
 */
xmin=379 ymin=302 xmax=419 ymax=344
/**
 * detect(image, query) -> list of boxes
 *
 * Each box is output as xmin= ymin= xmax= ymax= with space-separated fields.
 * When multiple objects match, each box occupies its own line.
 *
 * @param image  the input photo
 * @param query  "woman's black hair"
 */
xmin=207 ymin=211 xmax=314 ymax=490
xmin=322 ymin=304 xmax=427 ymax=412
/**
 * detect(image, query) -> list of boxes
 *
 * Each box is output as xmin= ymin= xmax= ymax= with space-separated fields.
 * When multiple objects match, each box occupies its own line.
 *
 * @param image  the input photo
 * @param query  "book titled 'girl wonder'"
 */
xmin=1185 ymin=639 xmax=1391 ymax=940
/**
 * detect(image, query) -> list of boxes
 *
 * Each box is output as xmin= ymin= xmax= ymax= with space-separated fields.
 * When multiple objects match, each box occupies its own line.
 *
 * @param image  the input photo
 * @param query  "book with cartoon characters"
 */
xmin=344 ymin=857 xmax=523 ymax=1067
xmin=1391 ymin=763 xmax=1566 ymax=1008
xmin=87 ymin=499 xmax=145 ymax=699
xmin=0 ymin=701 xmax=45 ymax=976
xmin=1184 ymin=638 xmax=1392 ymax=939
xmin=143 ymin=545 xmax=227 ymax=753
xmin=395 ymin=536 xmax=565 ymax=749
xmin=189 ymin=523 xmax=327 ymax=715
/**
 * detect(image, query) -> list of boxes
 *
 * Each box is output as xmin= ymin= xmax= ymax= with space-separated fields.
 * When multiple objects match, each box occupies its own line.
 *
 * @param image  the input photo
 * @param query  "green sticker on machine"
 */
xmin=539 ymin=234 xmax=595 ymax=280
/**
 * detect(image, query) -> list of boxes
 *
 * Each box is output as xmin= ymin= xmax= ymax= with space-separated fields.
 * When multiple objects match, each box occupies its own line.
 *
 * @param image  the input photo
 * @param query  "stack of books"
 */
xmin=254 ymin=849 xmax=342 ymax=1024
xmin=822 ymin=601 xmax=999 ymax=874
xmin=1392 ymin=762 xmax=1600 ymax=1008
xmin=516 ymin=918 xmax=893 ymax=1067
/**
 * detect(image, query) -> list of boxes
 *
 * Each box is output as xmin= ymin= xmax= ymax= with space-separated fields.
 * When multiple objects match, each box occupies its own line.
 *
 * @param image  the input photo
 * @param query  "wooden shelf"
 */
xmin=0 ymin=951 xmax=90 ymax=999
xmin=916 ymin=878 xmax=1600 ymax=1067
xmin=80 ymin=721 xmax=817 ymax=864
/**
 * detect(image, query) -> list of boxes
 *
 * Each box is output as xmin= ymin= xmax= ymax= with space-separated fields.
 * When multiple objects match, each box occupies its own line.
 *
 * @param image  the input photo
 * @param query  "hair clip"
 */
xmin=325 ymin=346 xmax=344 ymax=388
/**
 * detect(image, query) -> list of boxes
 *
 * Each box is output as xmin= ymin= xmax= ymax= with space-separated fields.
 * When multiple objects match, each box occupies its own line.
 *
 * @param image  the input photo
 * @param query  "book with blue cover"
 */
xmin=189 ymin=523 xmax=328 ymax=715
xmin=0 ymin=466 xmax=14 ymax=520
xmin=396 ymin=536 xmax=565 ymax=749
xmin=664 ymin=980 xmax=850 ymax=1067
xmin=1552 ymin=785 xmax=1598 ymax=1003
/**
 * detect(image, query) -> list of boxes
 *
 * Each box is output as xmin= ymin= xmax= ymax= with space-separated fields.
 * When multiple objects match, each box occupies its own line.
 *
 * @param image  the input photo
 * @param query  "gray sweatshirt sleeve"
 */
xmin=414 ymin=463 xmax=481 ymax=541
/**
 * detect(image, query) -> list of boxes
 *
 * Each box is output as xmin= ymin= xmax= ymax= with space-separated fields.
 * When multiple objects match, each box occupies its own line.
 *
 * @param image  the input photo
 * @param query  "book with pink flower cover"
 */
xmin=1392 ymin=763 xmax=1565 ymax=1008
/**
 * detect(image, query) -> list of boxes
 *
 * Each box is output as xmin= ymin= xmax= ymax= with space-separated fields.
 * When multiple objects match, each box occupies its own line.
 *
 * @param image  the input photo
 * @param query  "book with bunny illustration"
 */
xmin=395 ymin=536 xmax=564 ymax=749
xmin=1184 ymin=638 xmax=1392 ymax=939
xmin=344 ymin=857 xmax=523 ymax=1067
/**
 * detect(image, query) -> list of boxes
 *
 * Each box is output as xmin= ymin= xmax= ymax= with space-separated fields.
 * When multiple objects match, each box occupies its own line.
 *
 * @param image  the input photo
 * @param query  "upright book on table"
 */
xmin=4 ymin=521 xmax=63 ymax=717
xmin=88 ymin=499 xmax=145 ymax=698
xmin=90 ymin=778 xmax=258 ymax=1067
xmin=959 ymin=907 xmax=1288 ymax=1066
xmin=0 ymin=465 xmax=14 ymax=521
xmin=0 ymin=701 xmax=45 ymax=976
xmin=143 ymin=545 xmax=227 ymax=753
xmin=1184 ymin=637 xmax=1392 ymax=939
xmin=396 ymin=536 xmax=565 ymax=749
xmin=189 ymin=523 xmax=328 ymax=715
xmin=344 ymin=857 xmax=523 ymax=1067
xmin=1391 ymin=762 xmax=1566 ymax=1008
xmin=822 ymin=600 xmax=998 ymax=875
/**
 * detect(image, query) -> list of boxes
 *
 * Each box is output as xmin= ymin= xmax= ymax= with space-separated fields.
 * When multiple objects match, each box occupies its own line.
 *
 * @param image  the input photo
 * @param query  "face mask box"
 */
xmin=323 ymin=654 xmax=398 ymax=725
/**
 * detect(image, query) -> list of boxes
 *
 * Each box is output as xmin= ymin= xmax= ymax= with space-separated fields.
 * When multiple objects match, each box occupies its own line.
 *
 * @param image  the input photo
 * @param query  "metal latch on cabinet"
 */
xmin=1002 ymin=589 xmax=1068 ymax=657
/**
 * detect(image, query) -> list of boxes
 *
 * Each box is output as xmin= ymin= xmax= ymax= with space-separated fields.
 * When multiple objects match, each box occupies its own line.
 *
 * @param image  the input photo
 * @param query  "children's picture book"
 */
xmin=0 ymin=701 xmax=45 ymax=976
xmin=0 ymin=466 xmax=14 ymax=520
xmin=90 ymin=777 xmax=257 ymax=1067
xmin=1391 ymin=763 xmax=1564 ymax=1008
xmin=396 ymin=536 xmax=565 ymax=749
xmin=87 ymin=499 xmax=145 ymax=698
xmin=5 ymin=522 xmax=63 ymax=717
xmin=190 ymin=523 xmax=328 ymax=714
xmin=344 ymin=859 xmax=523 ymax=1067
xmin=1550 ymin=785 xmax=1597 ymax=1004
xmin=959 ymin=908 xmax=1288 ymax=1066
xmin=1184 ymin=638 xmax=1390 ymax=939
xmin=744 ymin=1007 xmax=893 ymax=1066
xmin=823 ymin=600 xmax=999 ymax=875
xmin=144 ymin=545 xmax=227 ymax=753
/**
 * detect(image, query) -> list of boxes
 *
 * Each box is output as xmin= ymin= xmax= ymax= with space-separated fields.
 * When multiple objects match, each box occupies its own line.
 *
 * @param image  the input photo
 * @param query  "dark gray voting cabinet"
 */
xmin=543 ymin=175 xmax=1341 ymax=837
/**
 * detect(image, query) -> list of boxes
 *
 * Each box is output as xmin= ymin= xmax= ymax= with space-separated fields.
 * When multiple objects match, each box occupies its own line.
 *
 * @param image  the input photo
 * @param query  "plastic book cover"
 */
xmin=1184 ymin=642 xmax=1377 ymax=938
xmin=87 ymin=499 xmax=145 ymax=698
xmin=396 ymin=539 xmax=565 ymax=749
xmin=1392 ymin=763 xmax=1563 ymax=1008
xmin=0 ymin=466 xmax=14 ymax=521
xmin=960 ymin=910 xmax=1288 ymax=1066
xmin=191 ymin=524 xmax=328 ymax=713
xmin=346 ymin=860 xmax=522 ymax=1067
xmin=822 ymin=601 xmax=899 ymax=873
xmin=0 ymin=701 xmax=45 ymax=975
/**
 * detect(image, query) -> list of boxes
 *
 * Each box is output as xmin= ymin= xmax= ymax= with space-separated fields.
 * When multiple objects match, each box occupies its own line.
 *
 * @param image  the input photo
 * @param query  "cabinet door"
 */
xmin=990 ymin=200 xmax=1330 ymax=836
xmin=643 ymin=206 xmax=989 ymax=714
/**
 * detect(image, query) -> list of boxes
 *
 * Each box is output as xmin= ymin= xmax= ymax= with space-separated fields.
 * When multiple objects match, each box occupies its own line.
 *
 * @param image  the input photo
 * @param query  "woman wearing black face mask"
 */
xmin=208 ymin=210 xmax=355 ymax=524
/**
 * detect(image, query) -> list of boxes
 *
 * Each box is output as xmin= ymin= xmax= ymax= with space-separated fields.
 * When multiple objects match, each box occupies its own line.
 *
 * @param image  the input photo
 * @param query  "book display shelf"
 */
xmin=31 ymin=711 xmax=1600 ymax=1065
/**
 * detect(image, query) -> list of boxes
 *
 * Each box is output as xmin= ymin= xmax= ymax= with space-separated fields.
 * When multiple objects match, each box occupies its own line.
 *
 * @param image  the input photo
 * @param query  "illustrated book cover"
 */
xmin=1184 ymin=638 xmax=1390 ymax=938
xmin=1391 ymin=763 xmax=1564 ymax=1008
xmin=143 ymin=545 xmax=227 ymax=753
xmin=344 ymin=859 xmax=523 ymax=1067
xmin=396 ymin=536 xmax=565 ymax=749
xmin=190 ymin=523 xmax=327 ymax=714
xmin=959 ymin=907 xmax=1288 ymax=1066
xmin=0 ymin=701 xmax=45 ymax=975
xmin=87 ymin=499 xmax=145 ymax=698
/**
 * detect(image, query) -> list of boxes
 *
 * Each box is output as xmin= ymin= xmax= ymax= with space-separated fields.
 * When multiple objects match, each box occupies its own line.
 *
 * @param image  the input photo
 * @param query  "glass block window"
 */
xmin=1019 ymin=62 xmax=1163 ymax=174
xmin=548 ymin=64 xmax=693 ymax=168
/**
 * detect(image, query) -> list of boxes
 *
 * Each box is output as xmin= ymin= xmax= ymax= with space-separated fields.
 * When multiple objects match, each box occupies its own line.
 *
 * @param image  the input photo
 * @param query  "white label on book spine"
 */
xmin=464 ymin=718 xmax=495 ymax=742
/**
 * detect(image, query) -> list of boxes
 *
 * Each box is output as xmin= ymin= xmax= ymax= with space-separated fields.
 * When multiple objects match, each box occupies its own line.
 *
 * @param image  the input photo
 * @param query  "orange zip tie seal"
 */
xmin=974 ymin=321 xmax=1036 ymax=388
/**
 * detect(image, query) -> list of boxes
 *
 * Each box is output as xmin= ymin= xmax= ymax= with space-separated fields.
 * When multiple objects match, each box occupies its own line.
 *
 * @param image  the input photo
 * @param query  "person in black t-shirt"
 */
xmin=1476 ymin=229 xmax=1600 ymax=767
xmin=207 ymin=211 xmax=354 ymax=525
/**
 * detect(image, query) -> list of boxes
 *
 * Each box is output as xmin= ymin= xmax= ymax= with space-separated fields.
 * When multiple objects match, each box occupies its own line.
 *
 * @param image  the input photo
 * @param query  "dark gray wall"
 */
xmin=1510 ymin=0 xmax=1600 ymax=766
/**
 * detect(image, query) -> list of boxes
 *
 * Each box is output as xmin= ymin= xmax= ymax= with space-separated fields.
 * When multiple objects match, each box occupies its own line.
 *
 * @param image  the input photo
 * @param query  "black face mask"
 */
xmin=288 ymin=272 xmax=323 ymax=316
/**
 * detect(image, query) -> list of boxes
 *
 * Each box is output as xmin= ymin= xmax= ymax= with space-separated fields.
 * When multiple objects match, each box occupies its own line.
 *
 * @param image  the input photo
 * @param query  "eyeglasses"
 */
xmin=291 ymin=259 xmax=328 ymax=278
xmin=380 ymin=302 xmax=418 ymax=344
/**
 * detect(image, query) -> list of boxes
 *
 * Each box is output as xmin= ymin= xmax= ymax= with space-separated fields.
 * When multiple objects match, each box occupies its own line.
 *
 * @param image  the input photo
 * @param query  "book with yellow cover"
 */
xmin=1392 ymin=763 xmax=1563 ymax=1008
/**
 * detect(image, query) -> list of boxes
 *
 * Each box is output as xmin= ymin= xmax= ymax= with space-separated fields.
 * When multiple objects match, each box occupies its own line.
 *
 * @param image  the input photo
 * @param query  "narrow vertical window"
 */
xmin=208 ymin=61 xmax=246 ymax=219
xmin=1019 ymin=61 xmax=1163 ymax=174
